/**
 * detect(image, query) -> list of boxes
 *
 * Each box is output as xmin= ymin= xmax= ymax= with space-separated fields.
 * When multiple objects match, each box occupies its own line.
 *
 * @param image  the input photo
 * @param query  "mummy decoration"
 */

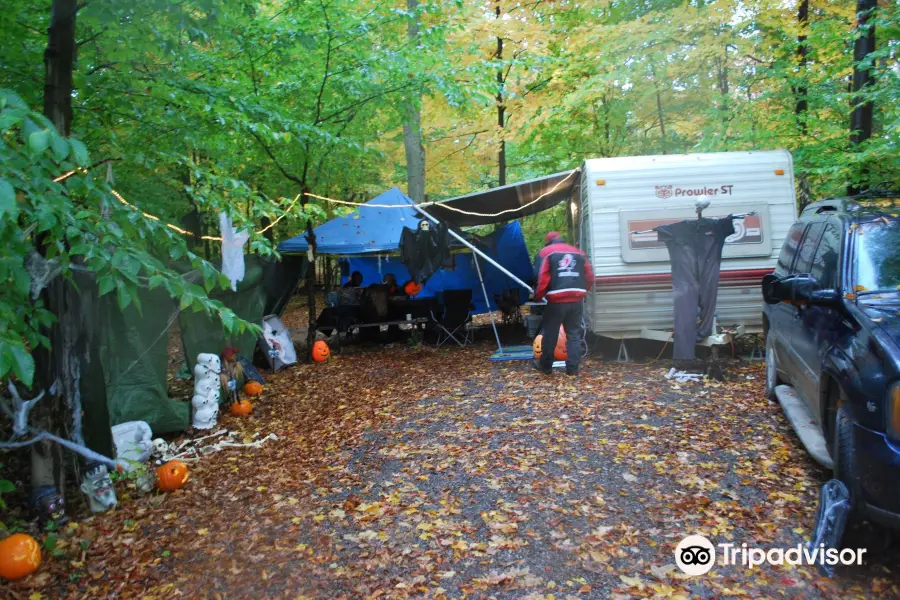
xmin=80 ymin=463 xmax=118 ymax=513
xmin=192 ymin=353 xmax=221 ymax=430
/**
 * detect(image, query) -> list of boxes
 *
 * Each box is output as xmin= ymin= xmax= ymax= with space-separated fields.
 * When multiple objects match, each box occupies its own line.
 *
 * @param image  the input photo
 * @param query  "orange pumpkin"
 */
xmin=404 ymin=281 xmax=423 ymax=296
xmin=0 ymin=533 xmax=41 ymax=580
xmin=312 ymin=340 xmax=331 ymax=362
xmin=229 ymin=399 xmax=253 ymax=416
xmin=243 ymin=381 xmax=263 ymax=396
xmin=156 ymin=459 xmax=189 ymax=492
xmin=532 ymin=327 xmax=568 ymax=361
xmin=554 ymin=327 xmax=568 ymax=361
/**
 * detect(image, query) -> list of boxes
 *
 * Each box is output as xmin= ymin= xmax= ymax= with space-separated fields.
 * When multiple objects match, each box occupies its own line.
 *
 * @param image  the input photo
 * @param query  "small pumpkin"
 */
xmin=0 ymin=533 xmax=41 ymax=580
xmin=532 ymin=326 xmax=568 ymax=361
xmin=156 ymin=459 xmax=190 ymax=493
xmin=554 ymin=326 xmax=568 ymax=361
xmin=312 ymin=340 xmax=331 ymax=362
xmin=404 ymin=281 xmax=423 ymax=296
xmin=243 ymin=381 xmax=263 ymax=397
xmin=229 ymin=399 xmax=253 ymax=416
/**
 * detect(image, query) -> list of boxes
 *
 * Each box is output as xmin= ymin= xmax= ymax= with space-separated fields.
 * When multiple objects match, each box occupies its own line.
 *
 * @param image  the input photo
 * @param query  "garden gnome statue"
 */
xmin=80 ymin=463 xmax=118 ymax=513
xmin=192 ymin=353 xmax=221 ymax=430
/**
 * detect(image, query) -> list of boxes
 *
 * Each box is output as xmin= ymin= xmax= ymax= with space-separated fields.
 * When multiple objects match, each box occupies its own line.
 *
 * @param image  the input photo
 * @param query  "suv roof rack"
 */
xmin=802 ymin=191 xmax=900 ymax=218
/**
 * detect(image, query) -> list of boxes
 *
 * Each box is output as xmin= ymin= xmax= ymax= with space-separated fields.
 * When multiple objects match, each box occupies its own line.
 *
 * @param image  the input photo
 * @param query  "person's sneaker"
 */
xmin=565 ymin=368 xmax=579 ymax=376
xmin=532 ymin=359 xmax=552 ymax=374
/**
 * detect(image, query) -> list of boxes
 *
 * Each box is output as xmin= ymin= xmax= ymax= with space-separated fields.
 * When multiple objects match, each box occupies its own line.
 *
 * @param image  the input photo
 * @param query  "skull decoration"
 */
xmin=80 ymin=463 xmax=118 ymax=513
xmin=150 ymin=438 xmax=170 ymax=462
xmin=417 ymin=219 xmax=431 ymax=232
xmin=32 ymin=486 xmax=68 ymax=529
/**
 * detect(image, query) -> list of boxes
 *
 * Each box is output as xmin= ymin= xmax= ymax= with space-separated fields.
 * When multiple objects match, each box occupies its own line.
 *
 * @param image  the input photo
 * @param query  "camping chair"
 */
xmin=431 ymin=289 xmax=475 ymax=348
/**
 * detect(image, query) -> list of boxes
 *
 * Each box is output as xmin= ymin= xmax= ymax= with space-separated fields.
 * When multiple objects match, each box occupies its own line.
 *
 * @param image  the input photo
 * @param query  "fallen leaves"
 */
xmin=12 ymin=347 xmax=899 ymax=599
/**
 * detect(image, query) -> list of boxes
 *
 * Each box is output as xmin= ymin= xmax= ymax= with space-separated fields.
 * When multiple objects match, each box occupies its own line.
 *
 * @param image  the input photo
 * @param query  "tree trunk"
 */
xmin=649 ymin=62 xmax=667 ymax=154
xmin=32 ymin=0 xmax=82 ymax=509
xmin=495 ymin=2 xmax=505 ymax=187
xmin=848 ymin=0 xmax=877 ymax=195
xmin=403 ymin=0 xmax=426 ymax=203
xmin=43 ymin=0 xmax=77 ymax=136
xmin=795 ymin=0 xmax=812 ymax=210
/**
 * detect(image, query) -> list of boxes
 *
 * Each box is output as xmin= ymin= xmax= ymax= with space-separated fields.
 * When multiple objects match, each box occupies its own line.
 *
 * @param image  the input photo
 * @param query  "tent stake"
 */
xmin=472 ymin=253 xmax=503 ymax=355
xmin=410 ymin=204 xmax=534 ymax=294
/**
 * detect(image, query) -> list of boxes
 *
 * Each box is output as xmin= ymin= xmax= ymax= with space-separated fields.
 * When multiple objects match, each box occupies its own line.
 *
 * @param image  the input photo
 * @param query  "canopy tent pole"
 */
xmin=472 ymin=253 xmax=503 ymax=354
xmin=410 ymin=204 xmax=535 ymax=294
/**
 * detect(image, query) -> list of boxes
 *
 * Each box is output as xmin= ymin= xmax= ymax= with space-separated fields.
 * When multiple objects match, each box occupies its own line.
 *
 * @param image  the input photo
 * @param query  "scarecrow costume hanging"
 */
xmin=654 ymin=215 xmax=736 ymax=361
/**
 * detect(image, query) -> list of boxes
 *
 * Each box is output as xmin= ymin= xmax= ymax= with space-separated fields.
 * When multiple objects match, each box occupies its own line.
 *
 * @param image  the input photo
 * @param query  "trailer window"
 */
xmin=775 ymin=223 xmax=806 ymax=276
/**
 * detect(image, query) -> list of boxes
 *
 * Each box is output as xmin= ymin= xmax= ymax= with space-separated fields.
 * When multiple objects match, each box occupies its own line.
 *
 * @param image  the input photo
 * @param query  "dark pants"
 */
xmin=539 ymin=301 xmax=585 ymax=372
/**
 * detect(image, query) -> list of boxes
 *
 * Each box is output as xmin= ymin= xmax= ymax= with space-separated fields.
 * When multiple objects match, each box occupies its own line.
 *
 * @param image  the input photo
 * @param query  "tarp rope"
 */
xmin=52 ymin=168 xmax=577 ymax=242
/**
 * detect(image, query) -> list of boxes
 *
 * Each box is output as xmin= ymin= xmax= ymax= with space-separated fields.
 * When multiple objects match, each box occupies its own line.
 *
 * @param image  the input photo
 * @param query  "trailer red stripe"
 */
xmin=593 ymin=268 xmax=773 ymax=290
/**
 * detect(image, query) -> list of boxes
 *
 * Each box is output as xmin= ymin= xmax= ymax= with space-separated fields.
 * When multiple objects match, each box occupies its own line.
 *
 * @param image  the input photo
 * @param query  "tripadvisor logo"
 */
xmin=674 ymin=534 xmax=867 ymax=576
xmin=675 ymin=535 xmax=716 ymax=576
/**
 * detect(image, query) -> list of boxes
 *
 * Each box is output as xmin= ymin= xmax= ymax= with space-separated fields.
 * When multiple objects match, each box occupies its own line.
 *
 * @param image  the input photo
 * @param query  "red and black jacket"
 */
xmin=534 ymin=242 xmax=594 ymax=303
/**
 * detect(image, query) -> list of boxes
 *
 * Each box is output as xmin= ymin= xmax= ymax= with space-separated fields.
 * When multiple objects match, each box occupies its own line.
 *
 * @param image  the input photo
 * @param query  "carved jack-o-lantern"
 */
xmin=532 ymin=327 xmax=568 ymax=361
xmin=0 ymin=533 xmax=41 ymax=580
xmin=156 ymin=459 xmax=189 ymax=493
xmin=312 ymin=341 xmax=331 ymax=363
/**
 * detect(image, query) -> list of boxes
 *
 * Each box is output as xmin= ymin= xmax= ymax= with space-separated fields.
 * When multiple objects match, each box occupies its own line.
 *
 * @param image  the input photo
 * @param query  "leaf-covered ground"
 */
xmin=5 ymin=343 xmax=900 ymax=599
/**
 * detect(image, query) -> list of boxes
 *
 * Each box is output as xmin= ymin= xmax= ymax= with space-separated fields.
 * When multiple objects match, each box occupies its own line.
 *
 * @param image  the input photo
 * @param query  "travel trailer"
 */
xmin=573 ymin=150 xmax=798 ymax=340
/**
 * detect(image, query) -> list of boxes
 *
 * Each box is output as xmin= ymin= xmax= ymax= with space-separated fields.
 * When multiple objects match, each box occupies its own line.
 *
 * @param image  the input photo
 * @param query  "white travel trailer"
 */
xmin=574 ymin=150 xmax=798 ymax=340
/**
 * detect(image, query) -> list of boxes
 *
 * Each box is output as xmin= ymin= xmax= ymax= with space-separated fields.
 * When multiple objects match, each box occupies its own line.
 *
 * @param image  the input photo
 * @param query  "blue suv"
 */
xmin=762 ymin=194 xmax=900 ymax=527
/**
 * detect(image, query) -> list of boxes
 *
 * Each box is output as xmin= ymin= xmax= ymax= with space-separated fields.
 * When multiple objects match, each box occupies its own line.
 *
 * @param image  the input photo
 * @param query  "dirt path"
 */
xmin=6 ymin=344 xmax=899 ymax=599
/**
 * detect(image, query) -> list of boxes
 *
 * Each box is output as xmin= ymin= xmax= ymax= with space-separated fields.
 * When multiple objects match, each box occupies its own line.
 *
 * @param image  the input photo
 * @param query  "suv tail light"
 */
xmin=889 ymin=382 xmax=900 ymax=440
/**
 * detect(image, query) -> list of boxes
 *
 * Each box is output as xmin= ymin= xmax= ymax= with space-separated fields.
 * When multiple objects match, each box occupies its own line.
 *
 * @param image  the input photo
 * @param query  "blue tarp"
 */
xmin=277 ymin=187 xmax=533 ymax=315
xmin=343 ymin=221 xmax=532 ymax=315
xmin=278 ymin=187 xmax=419 ymax=255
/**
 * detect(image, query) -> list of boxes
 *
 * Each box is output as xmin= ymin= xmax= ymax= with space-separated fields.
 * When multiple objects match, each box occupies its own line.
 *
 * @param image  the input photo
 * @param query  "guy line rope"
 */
xmin=51 ymin=167 xmax=577 ymax=241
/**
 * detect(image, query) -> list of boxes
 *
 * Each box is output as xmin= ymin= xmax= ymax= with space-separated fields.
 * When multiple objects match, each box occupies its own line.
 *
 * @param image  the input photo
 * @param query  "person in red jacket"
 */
xmin=533 ymin=231 xmax=594 ymax=375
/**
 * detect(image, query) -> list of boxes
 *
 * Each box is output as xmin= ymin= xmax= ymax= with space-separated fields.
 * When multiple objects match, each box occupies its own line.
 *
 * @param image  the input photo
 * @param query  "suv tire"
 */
xmin=833 ymin=405 xmax=861 ymax=516
xmin=764 ymin=333 xmax=781 ymax=401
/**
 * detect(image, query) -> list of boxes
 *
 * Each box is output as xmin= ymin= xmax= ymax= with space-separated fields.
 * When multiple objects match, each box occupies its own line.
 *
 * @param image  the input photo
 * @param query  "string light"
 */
xmin=55 ymin=167 xmax=578 ymax=242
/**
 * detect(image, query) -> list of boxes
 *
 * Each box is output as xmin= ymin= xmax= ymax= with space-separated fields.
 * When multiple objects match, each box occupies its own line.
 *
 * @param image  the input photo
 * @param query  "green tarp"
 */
xmin=180 ymin=257 xmax=268 ymax=371
xmin=98 ymin=286 xmax=190 ymax=434
xmin=82 ymin=255 xmax=299 ymax=440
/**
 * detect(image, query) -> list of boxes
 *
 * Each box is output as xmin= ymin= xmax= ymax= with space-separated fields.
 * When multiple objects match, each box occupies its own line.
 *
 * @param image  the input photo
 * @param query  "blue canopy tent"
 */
xmin=278 ymin=188 xmax=532 ymax=315
xmin=343 ymin=221 xmax=531 ymax=315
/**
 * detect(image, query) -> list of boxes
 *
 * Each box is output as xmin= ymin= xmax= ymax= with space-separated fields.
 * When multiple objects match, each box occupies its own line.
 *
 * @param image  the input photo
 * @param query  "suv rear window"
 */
xmin=855 ymin=219 xmax=900 ymax=292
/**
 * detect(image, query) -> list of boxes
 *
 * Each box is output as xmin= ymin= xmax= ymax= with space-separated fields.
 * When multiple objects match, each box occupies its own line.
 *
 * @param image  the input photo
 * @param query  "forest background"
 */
xmin=1 ymin=0 xmax=898 ymax=387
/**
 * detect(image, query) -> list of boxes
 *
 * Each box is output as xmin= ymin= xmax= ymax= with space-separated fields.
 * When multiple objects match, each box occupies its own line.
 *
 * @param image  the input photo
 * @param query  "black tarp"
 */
xmin=427 ymin=170 xmax=580 ymax=227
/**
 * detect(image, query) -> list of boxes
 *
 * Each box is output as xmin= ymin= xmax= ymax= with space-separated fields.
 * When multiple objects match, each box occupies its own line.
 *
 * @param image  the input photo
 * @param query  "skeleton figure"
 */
xmin=150 ymin=438 xmax=173 ymax=462
xmin=192 ymin=353 xmax=221 ymax=430
xmin=80 ymin=463 xmax=118 ymax=513
xmin=32 ymin=485 xmax=68 ymax=528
